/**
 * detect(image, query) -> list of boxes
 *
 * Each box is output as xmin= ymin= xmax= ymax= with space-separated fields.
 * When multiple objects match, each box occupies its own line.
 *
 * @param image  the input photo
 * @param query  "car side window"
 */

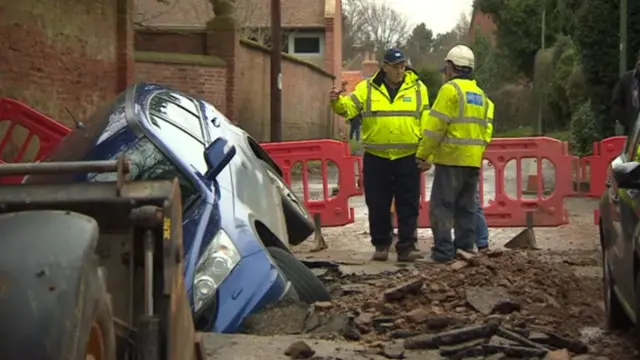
xmin=91 ymin=138 xmax=200 ymax=210
xmin=149 ymin=92 xmax=205 ymax=144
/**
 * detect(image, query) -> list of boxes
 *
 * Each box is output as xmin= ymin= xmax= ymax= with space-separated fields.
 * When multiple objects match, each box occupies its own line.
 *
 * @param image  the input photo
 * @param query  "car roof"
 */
xmin=132 ymin=83 xmax=210 ymax=177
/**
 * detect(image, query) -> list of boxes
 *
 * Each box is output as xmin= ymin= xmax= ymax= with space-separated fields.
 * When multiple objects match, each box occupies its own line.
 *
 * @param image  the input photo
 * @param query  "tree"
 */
xmin=452 ymin=12 xmax=471 ymax=44
xmin=342 ymin=0 xmax=410 ymax=61
xmin=429 ymin=13 xmax=473 ymax=64
xmin=403 ymin=23 xmax=434 ymax=68
xmin=573 ymin=0 xmax=620 ymax=137
xmin=231 ymin=0 xmax=272 ymax=44
xmin=473 ymin=0 xmax=561 ymax=78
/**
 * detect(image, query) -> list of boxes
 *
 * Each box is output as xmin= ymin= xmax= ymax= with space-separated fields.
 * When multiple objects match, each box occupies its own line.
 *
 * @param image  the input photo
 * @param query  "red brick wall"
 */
xmin=0 ymin=0 xmax=133 ymax=127
xmin=234 ymin=40 xmax=335 ymax=141
xmin=134 ymin=55 xmax=227 ymax=113
xmin=468 ymin=10 xmax=497 ymax=44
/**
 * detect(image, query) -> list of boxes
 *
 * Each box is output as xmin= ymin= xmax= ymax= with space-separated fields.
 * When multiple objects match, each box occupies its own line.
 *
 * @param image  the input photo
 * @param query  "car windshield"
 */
xmin=24 ymin=91 xmax=200 ymax=210
xmin=89 ymin=138 xmax=199 ymax=210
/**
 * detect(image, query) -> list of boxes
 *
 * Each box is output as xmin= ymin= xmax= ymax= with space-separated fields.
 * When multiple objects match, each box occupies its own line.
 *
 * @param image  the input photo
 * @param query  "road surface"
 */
xmin=199 ymin=163 xmax=637 ymax=360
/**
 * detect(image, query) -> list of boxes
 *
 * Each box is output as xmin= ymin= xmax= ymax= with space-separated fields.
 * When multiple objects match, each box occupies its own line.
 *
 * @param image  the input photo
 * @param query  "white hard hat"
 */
xmin=445 ymin=45 xmax=475 ymax=70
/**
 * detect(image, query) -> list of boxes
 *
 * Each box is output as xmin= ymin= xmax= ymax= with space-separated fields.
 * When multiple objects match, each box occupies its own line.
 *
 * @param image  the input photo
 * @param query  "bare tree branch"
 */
xmin=343 ymin=0 xmax=409 ymax=57
xmin=231 ymin=0 xmax=272 ymax=44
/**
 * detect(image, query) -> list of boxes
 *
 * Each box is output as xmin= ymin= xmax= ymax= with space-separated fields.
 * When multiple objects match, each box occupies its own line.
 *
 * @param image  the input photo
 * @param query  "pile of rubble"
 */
xmin=325 ymin=249 xmax=603 ymax=339
xmin=246 ymin=249 xmax=613 ymax=359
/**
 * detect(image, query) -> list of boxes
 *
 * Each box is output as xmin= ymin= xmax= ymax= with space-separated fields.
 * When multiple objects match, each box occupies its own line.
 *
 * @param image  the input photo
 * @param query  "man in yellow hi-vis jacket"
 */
xmin=415 ymin=45 xmax=493 ymax=263
xmin=330 ymin=48 xmax=430 ymax=262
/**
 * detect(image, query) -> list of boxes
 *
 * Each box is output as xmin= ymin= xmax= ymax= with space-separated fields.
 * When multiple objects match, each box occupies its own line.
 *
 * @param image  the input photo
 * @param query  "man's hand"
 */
xmin=416 ymin=158 xmax=432 ymax=172
xmin=330 ymin=87 xmax=342 ymax=102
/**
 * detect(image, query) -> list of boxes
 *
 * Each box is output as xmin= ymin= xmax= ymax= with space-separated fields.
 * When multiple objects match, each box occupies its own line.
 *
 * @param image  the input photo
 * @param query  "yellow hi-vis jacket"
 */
xmin=331 ymin=69 xmax=430 ymax=160
xmin=417 ymin=78 xmax=492 ymax=167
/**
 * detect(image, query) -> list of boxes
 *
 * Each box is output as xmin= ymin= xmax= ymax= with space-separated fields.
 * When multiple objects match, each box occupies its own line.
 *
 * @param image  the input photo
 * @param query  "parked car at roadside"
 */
xmin=24 ymin=83 xmax=330 ymax=333
xmin=599 ymin=115 xmax=640 ymax=331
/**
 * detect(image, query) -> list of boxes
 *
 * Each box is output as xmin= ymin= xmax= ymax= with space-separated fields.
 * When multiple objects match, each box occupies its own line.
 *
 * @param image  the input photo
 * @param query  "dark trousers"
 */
xmin=429 ymin=165 xmax=480 ymax=261
xmin=349 ymin=118 xmax=361 ymax=141
xmin=363 ymin=152 xmax=421 ymax=253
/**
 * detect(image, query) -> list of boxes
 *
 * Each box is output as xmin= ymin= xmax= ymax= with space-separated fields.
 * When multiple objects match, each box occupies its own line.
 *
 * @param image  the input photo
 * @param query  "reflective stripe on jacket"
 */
xmin=331 ymin=69 xmax=430 ymax=160
xmin=417 ymin=78 xmax=490 ymax=167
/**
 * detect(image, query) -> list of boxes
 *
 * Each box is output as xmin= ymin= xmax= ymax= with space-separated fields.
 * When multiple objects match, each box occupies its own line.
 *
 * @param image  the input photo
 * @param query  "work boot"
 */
xmin=396 ymin=250 xmax=425 ymax=262
xmin=372 ymin=247 xmax=389 ymax=261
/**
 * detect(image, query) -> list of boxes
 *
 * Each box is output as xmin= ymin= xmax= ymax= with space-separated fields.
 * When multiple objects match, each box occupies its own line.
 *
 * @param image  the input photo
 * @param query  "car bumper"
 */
xmin=206 ymin=249 xmax=294 ymax=333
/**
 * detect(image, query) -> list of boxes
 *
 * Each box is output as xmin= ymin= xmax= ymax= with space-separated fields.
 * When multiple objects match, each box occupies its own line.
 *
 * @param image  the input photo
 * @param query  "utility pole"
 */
xmin=615 ymin=0 xmax=628 ymax=135
xmin=270 ymin=0 xmax=283 ymax=141
xmin=536 ymin=6 xmax=546 ymax=136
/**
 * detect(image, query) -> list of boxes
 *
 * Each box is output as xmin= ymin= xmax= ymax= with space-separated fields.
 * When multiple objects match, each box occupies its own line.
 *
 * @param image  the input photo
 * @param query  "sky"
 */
xmin=377 ymin=0 xmax=475 ymax=35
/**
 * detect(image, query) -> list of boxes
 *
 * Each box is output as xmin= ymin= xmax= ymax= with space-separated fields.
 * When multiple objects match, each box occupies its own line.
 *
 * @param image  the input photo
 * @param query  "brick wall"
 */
xmin=135 ymin=28 xmax=339 ymax=141
xmin=468 ymin=10 xmax=497 ymax=44
xmin=234 ymin=40 xmax=335 ymax=141
xmin=0 ymin=0 xmax=133 ymax=127
xmin=134 ymin=52 xmax=227 ymax=112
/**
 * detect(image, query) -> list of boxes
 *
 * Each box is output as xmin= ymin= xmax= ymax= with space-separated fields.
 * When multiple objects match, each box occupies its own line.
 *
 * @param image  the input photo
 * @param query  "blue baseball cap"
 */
xmin=383 ymin=48 xmax=406 ymax=64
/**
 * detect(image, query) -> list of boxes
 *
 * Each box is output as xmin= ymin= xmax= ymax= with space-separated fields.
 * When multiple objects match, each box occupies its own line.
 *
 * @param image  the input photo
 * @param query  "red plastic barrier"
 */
xmin=0 ymin=98 xmax=72 ymax=184
xmin=412 ymin=137 xmax=573 ymax=228
xmin=261 ymin=140 xmax=363 ymax=227
xmin=580 ymin=136 xmax=626 ymax=198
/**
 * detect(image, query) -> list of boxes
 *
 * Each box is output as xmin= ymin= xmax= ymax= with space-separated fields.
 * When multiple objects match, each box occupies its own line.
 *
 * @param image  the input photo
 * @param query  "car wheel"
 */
xmin=267 ymin=247 xmax=331 ymax=303
xmin=263 ymin=162 xmax=315 ymax=246
xmin=603 ymin=250 xmax=632 ymax=330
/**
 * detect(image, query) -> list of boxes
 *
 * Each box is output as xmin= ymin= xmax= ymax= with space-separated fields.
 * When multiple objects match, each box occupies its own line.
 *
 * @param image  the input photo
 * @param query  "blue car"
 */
xmin=31 ymin=83 xmax=331 ymax=333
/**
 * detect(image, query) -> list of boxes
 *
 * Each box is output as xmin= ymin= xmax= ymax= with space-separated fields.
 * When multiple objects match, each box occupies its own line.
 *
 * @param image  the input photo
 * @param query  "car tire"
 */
xmin=263 ymin=162 xmax=315 ymax=246
xmin=85 ymin=276 xmax=117 ymax=360
xmin=603 ymin=250 xmax=632 ymax=330
xmin=267 ymin=247 xmax=331 ymax=303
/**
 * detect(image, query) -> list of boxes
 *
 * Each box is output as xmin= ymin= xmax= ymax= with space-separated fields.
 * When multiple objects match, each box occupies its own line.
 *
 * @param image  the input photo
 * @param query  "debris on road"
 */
xmin=323 ymin=250 xmax=604 ymax=340
xmin=284 ymin=340 xmax=315 ymax=359
xmin=242 ymin=248 xmax=636 ymax=359
xmin=402 ymin=320 xmax=588 ymax=359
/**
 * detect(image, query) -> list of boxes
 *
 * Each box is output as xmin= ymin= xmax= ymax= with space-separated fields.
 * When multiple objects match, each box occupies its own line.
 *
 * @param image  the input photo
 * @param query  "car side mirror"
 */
xmin=613 ymin=161 xmax=640 ymax=189
xmin=204 ymin=137 xmax=236 ymax=181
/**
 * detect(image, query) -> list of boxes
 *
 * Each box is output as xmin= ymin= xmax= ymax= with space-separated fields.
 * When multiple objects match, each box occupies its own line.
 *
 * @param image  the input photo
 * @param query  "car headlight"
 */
xmin=193 ymin=230 xmax=240 ymax=312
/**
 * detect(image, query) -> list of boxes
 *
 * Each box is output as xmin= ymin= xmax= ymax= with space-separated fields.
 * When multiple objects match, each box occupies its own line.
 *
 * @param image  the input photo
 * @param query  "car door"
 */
xmin=609 ymin=124 xmax=640 ymax=302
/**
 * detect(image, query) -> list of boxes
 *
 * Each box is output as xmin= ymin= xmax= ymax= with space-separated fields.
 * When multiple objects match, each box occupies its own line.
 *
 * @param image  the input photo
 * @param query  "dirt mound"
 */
xmin=324 ymin=250 xmax=603 ymax=340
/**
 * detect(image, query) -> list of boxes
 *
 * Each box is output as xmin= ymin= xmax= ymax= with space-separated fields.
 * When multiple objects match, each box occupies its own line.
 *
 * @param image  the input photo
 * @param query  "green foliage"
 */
xmin=404 ymin=23 xmax=434 ymax=68
xmin=491 ymin=85 xmax=537 ymax=132
xmin=629 ymin=0 xmax=640 ymax=67
xmin=471 ymin=31 xmax=513 ymax=91
xmin=573 ymin=0 xmax=619 ymax=138
xmin=569 ymin=100 xmax=599 ymax=156
xmin=475 ymin=0 xmax=554 ymax=78
xmin=416 ymin=67 xmax=444 ymax=104
xmin=539 ymin=37 xmax=581 ymax=131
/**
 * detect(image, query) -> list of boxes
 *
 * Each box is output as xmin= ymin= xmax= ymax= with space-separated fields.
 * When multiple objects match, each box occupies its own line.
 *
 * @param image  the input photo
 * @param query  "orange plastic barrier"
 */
xmin=580 ymin=136 xmax=626 ymax=198
xmin=0 ymin=98 xmax=621 ymax=229
xmin=261 ymin=140 xmax=363 ymax=227
xmin=0 ymin=98 xmax=72 ymax=184
xmin=391 ymin=137 xmax=573 ymax=228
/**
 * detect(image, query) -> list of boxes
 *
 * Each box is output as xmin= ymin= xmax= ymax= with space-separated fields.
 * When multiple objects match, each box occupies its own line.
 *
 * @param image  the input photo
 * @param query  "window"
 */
xmin=90 ymin=138 xmax=200 ymax=210
xmin=148 ymin=92 xmax=204 ymax=143
xmin=293 ymin=37 xmax=321 ymax=54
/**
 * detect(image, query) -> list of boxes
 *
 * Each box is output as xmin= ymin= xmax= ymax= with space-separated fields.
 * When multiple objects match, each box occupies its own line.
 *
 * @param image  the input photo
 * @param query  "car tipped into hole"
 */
xmin=28 ymin=83 xmax=331 ymax=333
